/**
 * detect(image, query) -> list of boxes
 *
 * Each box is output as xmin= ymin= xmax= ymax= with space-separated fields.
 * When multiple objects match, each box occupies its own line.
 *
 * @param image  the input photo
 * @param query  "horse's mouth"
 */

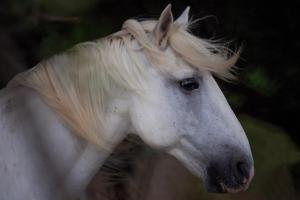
xmin=220 ymin=181 xmax=248 ymax=193
xmin=207 ymin=178 xmax=249 ymax=193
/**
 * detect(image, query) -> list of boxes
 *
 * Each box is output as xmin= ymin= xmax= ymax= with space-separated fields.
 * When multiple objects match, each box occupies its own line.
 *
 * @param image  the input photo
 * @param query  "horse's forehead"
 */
xmin=159 ymin=47 xmax=196 ymax=79
xmin=169 ymin=66 xmax=195 ymax=80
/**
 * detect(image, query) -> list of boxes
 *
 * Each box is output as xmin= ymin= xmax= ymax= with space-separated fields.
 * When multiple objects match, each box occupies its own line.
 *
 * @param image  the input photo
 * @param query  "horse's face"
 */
xmin=128 ymin=5 xmax=254 ymax=193
xmin=130 ymin=63 xmax=254 ymax=193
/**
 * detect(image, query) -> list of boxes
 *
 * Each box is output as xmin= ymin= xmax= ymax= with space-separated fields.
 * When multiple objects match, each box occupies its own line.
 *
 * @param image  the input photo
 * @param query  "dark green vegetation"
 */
xmin=0 ymin=0 xmax=299 ymax=198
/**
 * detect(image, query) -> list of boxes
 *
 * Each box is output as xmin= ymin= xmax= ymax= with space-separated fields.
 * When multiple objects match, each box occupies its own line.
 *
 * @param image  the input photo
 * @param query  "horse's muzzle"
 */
xmin=205 ymin=158 xmax=254 ymax=193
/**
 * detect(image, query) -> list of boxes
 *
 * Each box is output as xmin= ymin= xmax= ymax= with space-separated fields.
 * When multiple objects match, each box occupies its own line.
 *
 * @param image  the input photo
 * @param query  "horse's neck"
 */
xmin=0 ymin=86 xmax=111 ymax=200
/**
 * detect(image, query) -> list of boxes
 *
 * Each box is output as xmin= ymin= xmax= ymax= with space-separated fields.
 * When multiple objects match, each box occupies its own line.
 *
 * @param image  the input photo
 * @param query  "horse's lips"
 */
xmin=219 ymin=180 xmax=248 ymax=193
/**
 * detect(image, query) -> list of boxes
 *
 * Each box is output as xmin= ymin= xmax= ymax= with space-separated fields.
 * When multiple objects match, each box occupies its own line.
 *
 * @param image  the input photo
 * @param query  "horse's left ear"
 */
xmin=153 ymin=4 xmax=174 ymax=49
xmin=175 ymin=6 xmax=190 ymax=29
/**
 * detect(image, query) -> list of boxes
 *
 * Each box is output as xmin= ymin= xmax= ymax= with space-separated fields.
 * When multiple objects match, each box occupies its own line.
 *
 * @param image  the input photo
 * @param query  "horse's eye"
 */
xmin=179 ymin=78 xmax=199 ymax=91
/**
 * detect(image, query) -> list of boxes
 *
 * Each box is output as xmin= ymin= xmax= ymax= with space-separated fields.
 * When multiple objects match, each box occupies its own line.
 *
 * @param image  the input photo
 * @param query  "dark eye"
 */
xmin=179 ymin=78 xmax=199 ymax=91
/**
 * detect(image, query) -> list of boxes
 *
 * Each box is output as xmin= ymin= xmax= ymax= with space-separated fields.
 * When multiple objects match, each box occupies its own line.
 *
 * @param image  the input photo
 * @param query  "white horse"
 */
xmin=0 ymin=5 xmax=254 ymax=200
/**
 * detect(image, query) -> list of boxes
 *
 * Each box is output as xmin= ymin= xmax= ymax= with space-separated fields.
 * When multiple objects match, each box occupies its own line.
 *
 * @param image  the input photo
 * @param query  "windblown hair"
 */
xmin=11 ymin=18 xmax=239 ymax=148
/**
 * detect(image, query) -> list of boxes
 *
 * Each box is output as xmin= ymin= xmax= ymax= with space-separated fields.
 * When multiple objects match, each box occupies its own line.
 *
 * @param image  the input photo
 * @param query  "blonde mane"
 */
xmin=10 ymin=17 xmax=239 ymax=148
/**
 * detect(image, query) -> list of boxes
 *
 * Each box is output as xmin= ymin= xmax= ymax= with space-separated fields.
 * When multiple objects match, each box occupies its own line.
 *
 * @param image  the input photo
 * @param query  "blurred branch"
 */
xmin=30 ymin=3 xmax=81 ymax=24
xmin=39 ymin=14 xmax=81 ymax=23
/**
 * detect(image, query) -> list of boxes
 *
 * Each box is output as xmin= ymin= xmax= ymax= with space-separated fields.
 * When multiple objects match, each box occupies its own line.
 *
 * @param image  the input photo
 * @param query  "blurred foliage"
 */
xmin=243 ymin=68 xmax=278 ymax=96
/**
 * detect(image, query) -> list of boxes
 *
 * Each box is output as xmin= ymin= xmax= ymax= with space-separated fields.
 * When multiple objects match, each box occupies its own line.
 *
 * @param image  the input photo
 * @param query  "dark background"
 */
xmin=0 ymin=0 xmax=299 ymax=199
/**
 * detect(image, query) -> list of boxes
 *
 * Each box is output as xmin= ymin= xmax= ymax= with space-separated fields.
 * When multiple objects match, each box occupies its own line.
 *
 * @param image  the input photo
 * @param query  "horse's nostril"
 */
xmin=236 ymin=161 xmax=249 ymax=179
xmin=206 ymin=159 xmax=254 ymax=193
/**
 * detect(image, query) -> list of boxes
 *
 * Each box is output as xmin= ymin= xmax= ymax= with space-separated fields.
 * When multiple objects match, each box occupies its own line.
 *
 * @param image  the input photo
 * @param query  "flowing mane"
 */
xmin=10 ymin=18 xmax=239 ymax=148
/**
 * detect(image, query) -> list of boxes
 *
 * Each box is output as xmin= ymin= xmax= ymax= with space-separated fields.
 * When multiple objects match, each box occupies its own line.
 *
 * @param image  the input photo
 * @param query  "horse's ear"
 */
xmin=153 ymin=4 xmax=174 ymax=49
xmin=175 ymin=6 xmax=190 ymax=29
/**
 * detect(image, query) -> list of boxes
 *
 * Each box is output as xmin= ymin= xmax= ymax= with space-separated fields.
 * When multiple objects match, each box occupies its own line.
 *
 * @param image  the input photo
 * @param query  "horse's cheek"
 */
xmin=129 ymin=98 xmax=179 ymax=148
